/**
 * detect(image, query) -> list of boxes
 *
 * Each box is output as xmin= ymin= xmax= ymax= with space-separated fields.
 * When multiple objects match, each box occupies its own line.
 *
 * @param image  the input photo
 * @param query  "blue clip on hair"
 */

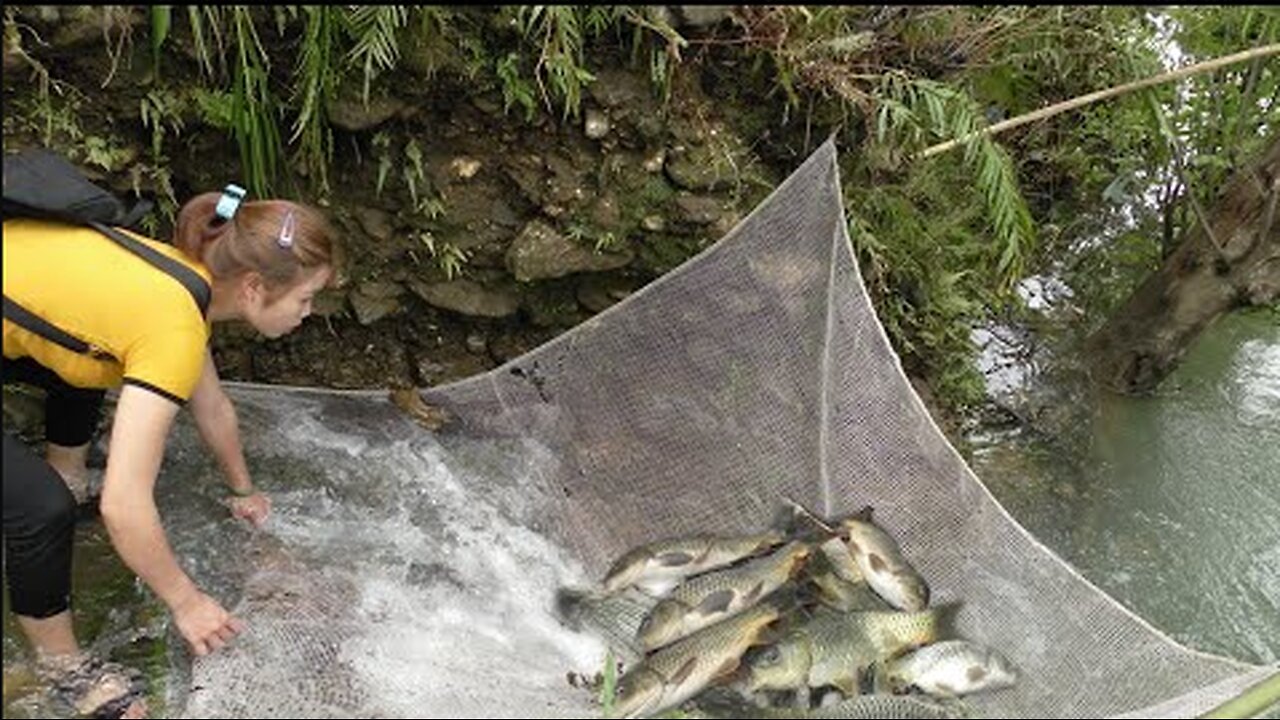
xmin=214 ymin=184 xmax=247 ymax=223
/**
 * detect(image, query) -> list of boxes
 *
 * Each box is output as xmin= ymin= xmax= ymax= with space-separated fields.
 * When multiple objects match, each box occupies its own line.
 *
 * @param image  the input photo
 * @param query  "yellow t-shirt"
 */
xmin=2 ymin=218 xmax=213 ymax=404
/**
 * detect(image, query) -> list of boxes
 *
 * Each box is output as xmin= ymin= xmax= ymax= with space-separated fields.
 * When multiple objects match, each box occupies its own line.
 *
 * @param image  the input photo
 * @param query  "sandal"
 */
xmin=38 ymin=653 xmax=146 ymax=719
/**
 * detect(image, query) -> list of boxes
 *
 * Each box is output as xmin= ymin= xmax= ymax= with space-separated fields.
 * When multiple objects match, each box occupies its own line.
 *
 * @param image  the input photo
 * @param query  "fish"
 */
xmin=638 ymin=541 xmax=811 ymax=652
xmin=613 ymin=599 xmax=786 ymax=718
xmin=839 ymin=515 xmax=930 ymax=611
xmin=747 ymin=605 xmax=953 ymax=697
xmin=688 ymin=688 xmax=971 ymax=719
xmin=602 ymin=529 xmax=788 ymax=598
xmin=878 ymin=640 xmax=1017 ymax=697
xmin=555 ymin=587 xmax=659 ymax=665
xmin=817 ymin=535 xmax=864 ymax=585
xmin=808 ymin=566 xmax=892 ymax=614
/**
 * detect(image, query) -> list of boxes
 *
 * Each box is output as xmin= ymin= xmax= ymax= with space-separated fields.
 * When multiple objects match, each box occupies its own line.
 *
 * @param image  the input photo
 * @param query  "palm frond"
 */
xmin=345 ymin=5 xmax=408 ymax=104
xmin=291 ymin=6 xmax=339 ymax=194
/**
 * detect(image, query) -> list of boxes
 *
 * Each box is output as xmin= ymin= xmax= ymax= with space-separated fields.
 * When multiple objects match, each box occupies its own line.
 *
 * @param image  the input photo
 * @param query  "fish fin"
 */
xmin=696 ymin=589 xmax=737 ymax=616
xmin=712 ymin=655 xmax=743 ymax=682
xmin=761 ymin=584 xmax=803 ymax=616
xmin=830 ymin=669 xmax=860 ymax=697
xmin=717 ymin=661 xmax=753 ymax=690
xmin=770 ymin=503 xmax=807 ymax=539
xmin=655 ymin=550 xmax=696 ymax=567
xmin=670 ymin=656 xmax=699 ymax=686
xmin=773 ymin=499 xmax=844 ymax=544
xmin=604 ymin=550 xmax=645 ymax=590
xmin=868 ymin=553 xmax=888 ymax=573
xmin=967 ymin=665 xmax=988 ymax=683
xmin=741 ymin=582 xmax=765 ymax=606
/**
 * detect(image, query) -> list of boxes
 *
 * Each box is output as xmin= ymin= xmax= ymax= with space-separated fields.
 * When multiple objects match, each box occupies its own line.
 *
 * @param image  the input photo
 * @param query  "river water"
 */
xmin=969 ymin=309 xmax=1280 ymax=666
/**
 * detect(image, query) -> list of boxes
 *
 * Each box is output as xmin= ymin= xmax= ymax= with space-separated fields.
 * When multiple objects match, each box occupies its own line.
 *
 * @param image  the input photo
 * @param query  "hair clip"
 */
xmin=215 ymin=184 xmax=247 ymax=223
xmin=277 ymin=209 xmax=296 ymax=249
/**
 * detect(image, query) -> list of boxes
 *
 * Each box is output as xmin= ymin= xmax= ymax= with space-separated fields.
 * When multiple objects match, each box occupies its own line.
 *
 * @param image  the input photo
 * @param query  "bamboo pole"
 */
xmin=1199 ymin=671 xmax=1280 ymax=719
xmin=919 ymin=43 xmax=1280 ymax=159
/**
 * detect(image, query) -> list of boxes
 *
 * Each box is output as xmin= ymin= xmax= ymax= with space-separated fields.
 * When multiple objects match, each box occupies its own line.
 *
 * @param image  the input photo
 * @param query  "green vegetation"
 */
xmin=2 ymin=5 xmax=1275 ymax=411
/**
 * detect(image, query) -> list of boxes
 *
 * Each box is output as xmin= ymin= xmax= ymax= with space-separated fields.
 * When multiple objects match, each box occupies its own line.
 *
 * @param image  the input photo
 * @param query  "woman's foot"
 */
xmin=37 ymin=653 xmax=147 ymax=719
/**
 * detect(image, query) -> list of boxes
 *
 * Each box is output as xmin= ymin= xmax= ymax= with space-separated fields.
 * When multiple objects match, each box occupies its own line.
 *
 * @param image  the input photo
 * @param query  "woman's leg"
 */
xmin=3 ymin=357 xmax=106 ymax=502
xmin=3 ymin=432 xmax=79 ymax=656
xmin=43 ymin=373 xmax=106 ymax=503
xmin=5 ymin=432 xmax=148 ymax=718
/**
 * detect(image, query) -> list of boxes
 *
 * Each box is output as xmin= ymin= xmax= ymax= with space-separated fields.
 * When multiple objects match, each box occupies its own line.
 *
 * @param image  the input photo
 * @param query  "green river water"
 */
xmin=970 ymin=310 xmax=1279 ymax=666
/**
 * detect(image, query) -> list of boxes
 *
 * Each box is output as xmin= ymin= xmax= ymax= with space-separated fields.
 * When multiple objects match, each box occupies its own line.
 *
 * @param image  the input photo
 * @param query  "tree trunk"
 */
xmin=1086 ymin=135 xmax=1280 ymax=395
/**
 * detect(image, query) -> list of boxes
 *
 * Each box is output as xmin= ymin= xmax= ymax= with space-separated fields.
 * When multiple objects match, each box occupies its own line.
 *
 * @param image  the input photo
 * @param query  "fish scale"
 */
xmin=603 ymin=530 xmax=788 ymax=596
xmin=749 ymin=607 xmax=946 ymax=696
xmin=614 ymin=601 xmax=785 ymax=718
xmin=639 ymin=541 xmax=811 ymax=651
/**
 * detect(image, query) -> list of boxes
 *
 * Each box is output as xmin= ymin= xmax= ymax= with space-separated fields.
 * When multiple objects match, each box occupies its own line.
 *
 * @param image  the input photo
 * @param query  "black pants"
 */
xmin=3 ymin=357 xmax=106 ymax=618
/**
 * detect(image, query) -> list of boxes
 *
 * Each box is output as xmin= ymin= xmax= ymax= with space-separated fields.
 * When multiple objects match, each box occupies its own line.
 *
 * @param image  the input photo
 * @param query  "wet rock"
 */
xmin=643 ymin=149 xmax=667 ymax=173
xmin=426 ymin=181 xmax=521 ymax=250
xmin=634 ymin=114 xmax=666 ymax=143
xmin=585 ymin=108 xmax=611 ymax=139
xmin=415 ymin=357 xmax=448 ymax=385
xmin=412 ymin=352 xmax=492 ymax=386
xmin=576 ymin=275 xmax=636 ymax=313
xmin=408 ymin=278 xmax=520 ymax=318
xmin=504 ymin=154 xmax=547 ymax=206
xmin=665 ymin=144 xmax=738 ymax=191
xmin=525 ymin=281 xmax=588 ymax=328
xmin=590 ymin=193 xmax=622 ymax=231
xmin=671 ymin=6 xmax=734 ymax=29
xmin=506 ymin=220 xmax=634 ymax=282
xmin=311 ymin=289 xmax=348 ymax=319
xmin=489 ymin=333 xmax=546 ymax=364
xmin=49 ymin=7 xmax=139 ymax=50
xmin=350 ymin=281 xmax=406 ymax=325
xmin=588 ymin=68 xmax=651 ymax=109
xmin=710 ymin=210 xmax=743 ymax=239
xmin=449 ymin=156 xmax=482 ymax=180
xmin=326 ymin=91 xmax=407 ymax=132
xmin=465 ymin=333 xmax=488 ymax=355
xmin=674 ymin=194 xmax=724 ymax=225
xmin=471 ymin=93 xmax=503 ymax=115
xmin=544 ymin=151 xmax=589 ymax=207
xmin=354 ymin=207 xmax=396 ymax=243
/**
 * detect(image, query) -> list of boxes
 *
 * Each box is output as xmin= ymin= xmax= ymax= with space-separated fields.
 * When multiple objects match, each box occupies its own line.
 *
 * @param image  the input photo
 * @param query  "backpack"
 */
xmin=2 ymin=148 xmax=211 ymax=358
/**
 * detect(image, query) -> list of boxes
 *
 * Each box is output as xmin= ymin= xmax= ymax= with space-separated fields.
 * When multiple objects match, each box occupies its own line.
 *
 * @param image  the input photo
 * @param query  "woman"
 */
xmin=2 ymin=185 xmax=341 ymax=718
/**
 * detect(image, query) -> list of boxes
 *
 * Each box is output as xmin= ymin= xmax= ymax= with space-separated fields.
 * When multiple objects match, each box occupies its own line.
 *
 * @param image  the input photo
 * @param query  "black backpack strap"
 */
xmin=118 ymin=199 xmax=155 ymax=231
xmin=88 ymin=222 xmax=211 ymax=318
xmin=2 ymin=296 xmax=94 ymax=355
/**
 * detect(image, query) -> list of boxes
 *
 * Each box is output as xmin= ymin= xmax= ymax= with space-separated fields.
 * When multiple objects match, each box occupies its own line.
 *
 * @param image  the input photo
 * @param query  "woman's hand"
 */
xmin=171 ymin=590 xmax=244 ymax=657
xmin=226 ymin=491 xmax=271 ymax=527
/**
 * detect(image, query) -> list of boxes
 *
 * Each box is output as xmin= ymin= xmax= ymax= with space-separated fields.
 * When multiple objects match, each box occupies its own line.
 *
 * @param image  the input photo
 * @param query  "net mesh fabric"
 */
xmin=159 ymin=141 xmax=1274 ymax=718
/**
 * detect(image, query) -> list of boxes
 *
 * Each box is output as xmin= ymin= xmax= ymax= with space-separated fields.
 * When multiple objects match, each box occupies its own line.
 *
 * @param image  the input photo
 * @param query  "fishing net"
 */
xmin=146 ymin=140 xmax=1274 ymax=718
